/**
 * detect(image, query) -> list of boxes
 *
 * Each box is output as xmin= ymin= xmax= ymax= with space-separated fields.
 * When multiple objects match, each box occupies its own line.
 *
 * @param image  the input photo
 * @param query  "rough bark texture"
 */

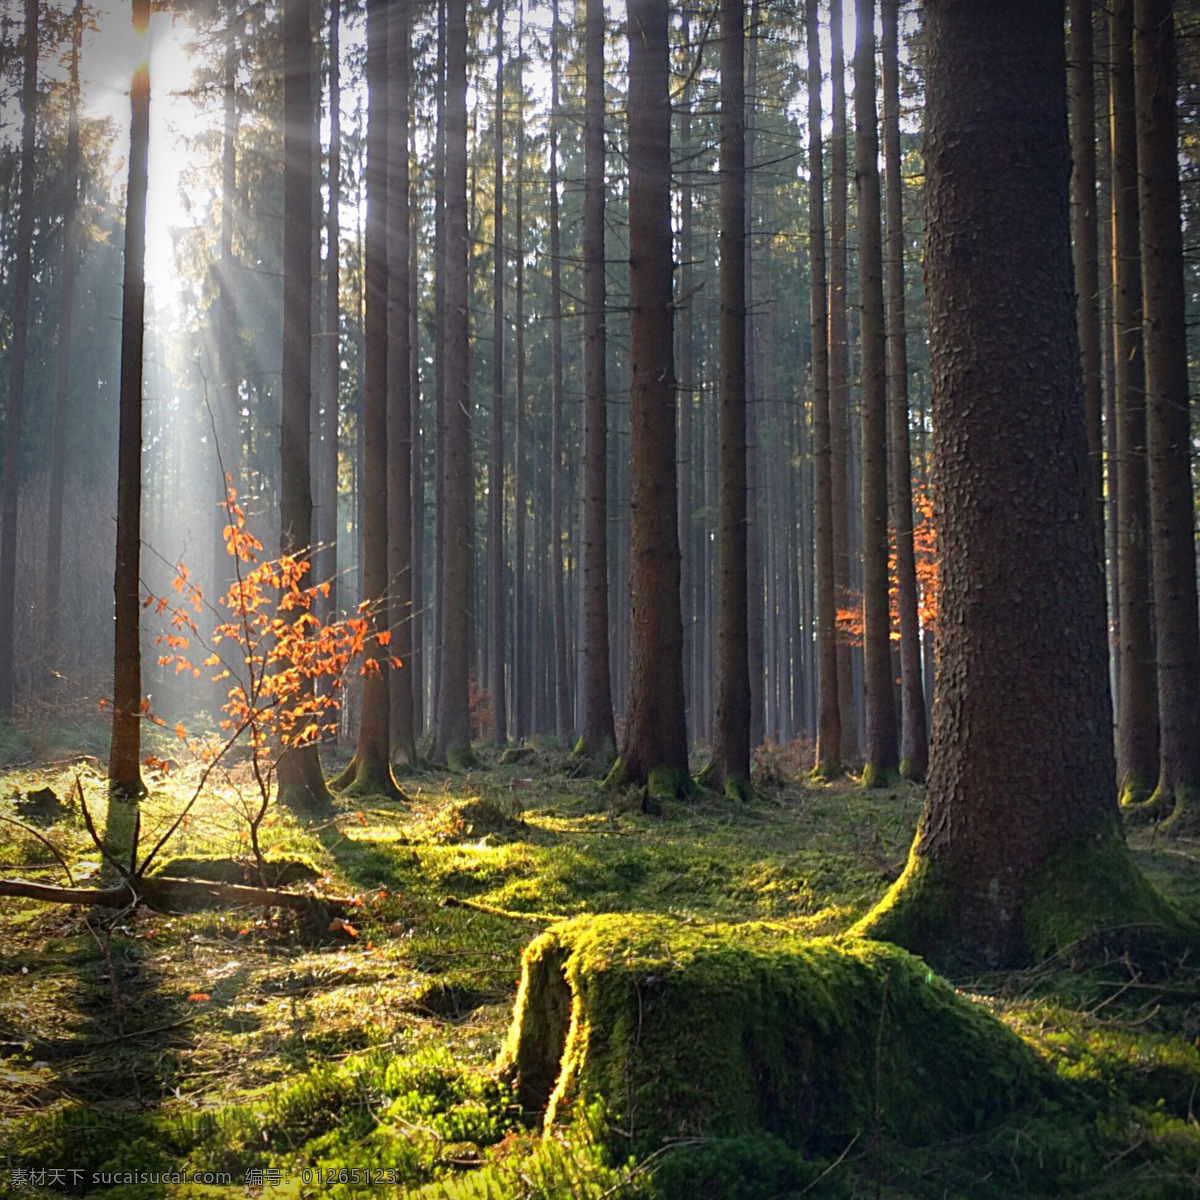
xmin=678 ymin=13 xmax=694 ymax=745
xmin=488 ymin=10 xmax=507 ymax=748
xmin=275 ymin=0 xmax=332 ymax=810
xmin=579 ymin=0 xmax=616 ymax=766
xmin=610 ymin=0 xmax=690 ymax=799
xmin=433 ymin=0 xmax=474 ymax=768
xmin=387 ymin=0 xmax=416 ymax=765
xmin=339 ymin=0 xmax=400 ymax=799
xmin=855 ymin=0 xmax=1168 ymax=970
xmin=882 ymin=0 xmax=926 ymax=783
xmin=710 ymin=0 xmax=751 ymax=801
xmin=828 ymin=0 xmax=855 ymax=760
xmin=1134 ymin=0 xmax=1200 ymax=826
xmin=855 ymin=0 xmax=899 ymax=787
xmin=1071 ymin=0 xmax=1105 ymax=558
xmin=807 ymin=0 xmax=839 ymax=779
xmin=0 ymin=0 xmax=38 ymax=717
xmin=1111 ymin=0 xmax=1158 ymax=807
xmin=513 ymin=14 xmax=528 ymax=743
xmin=44 ymin=0 xmax=83 ymax=688
xmin=108 ymin=4 xmax=149 ymax=801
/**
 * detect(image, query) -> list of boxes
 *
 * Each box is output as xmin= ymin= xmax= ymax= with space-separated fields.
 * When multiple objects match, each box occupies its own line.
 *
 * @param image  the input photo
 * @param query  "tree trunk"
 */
xmin=1134 ymin=0 xmax=1200 ymax=829
xmin=431 ymin=0 xmax=447 ymax=729
xmin=578 ymin=0 xmax=616 ymax=766
xmin=44 ymin=0 xmax=83 ymax=691
xmin=856 ymin=0 xmax=899 ymax=787
xmin=882 ymin=0 xmax=926 ymax=782
xmin=856 ymin=0 xmax=1172 ymax=970
xmin=410 ymin=147 xmax=425 ymax=740
xmin=318 ymin=0 xmax=341 ymax=733
xmin=548 ymin=0 xmax=572 ymax=744
xmin=678 ymin=12 xmax=694 ymax=747
xmin=108 ymin=0 xmax=149 ymax=801
xmin=0 ymin=0 xmax=38 ymax=717
xmin=1071 ymin=0 xmax=1105 ymax=558
xmin=488 ymin=8 xmax=507 ymax=747
xmin=1111 ymin=0 xmax=1158 ymax=807
xmin=513 ymin=6 xmax=528 ymax=743
xmin=828 ymin=0 xmax=855 ymax=761
xmin=276 ymin=0 xmax=332 ymax=810
xmin=808 ymin=0 xmax=839 ymax=778
xmin=610 ymin=0 xmax=691 ymax=799
xmin=388 ymin=0 xmax=416 ymax=766
xmin=709 ymin=0 xmax=751 ymax=801
xmin=433 ymin=0 xmax=474 ymax=767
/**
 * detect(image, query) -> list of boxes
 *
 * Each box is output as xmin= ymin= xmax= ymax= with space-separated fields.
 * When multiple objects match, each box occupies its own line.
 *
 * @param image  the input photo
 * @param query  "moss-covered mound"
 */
xmin=499 ymin=914 xmax=1054 ymax=1158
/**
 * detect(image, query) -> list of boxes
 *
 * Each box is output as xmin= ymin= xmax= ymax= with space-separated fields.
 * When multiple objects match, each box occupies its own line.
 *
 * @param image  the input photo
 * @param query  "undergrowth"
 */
xmin=0 ymin=736 xmax=1196 ymax=1197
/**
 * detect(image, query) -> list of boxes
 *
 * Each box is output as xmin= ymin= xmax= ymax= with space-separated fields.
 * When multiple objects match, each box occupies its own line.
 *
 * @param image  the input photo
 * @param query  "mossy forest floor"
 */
xmin=0 ymin=728 xmax=1198 ymax=1198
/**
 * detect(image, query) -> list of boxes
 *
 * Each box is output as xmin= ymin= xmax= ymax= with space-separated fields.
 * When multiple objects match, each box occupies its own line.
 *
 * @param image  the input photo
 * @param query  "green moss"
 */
xmin=1158 ymin=783 xmax=1200 ymax=839
xmin=848 ymin=841 xmax=956 ymax=961
xmin=446 ymin=746 xmax=481 ymax=772
xmin=601 ymin=757 xmax=627 ymax=791
xmin=337 ymin=757 xmax=408 ymax=802
xmin=1119 ymin=770 xmax=1157 ymax=810
xmin=898 ymin=758 xmax=924 ymax=784
xmin=647 ymin=765 xmax=699 ymax=804
xmin=860 ymin=762 xmax=899 ymax=790
xmin=808 ymin=759 xmax=842 ymax=783
xmin=1022 ymin=821 xmax=1191 ymax=963
xmin=500 ymin=913 xmax=1051 ymax=1159
xmin=500 ymin=745 xmax=537 ymax=766
xmin=722 ymin=773 xmax=755 ymax=803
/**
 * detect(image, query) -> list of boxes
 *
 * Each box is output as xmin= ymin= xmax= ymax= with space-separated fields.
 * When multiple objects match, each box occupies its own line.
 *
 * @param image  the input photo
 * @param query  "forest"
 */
xmin=1 ymin=0 xmax=1199 ymax=1195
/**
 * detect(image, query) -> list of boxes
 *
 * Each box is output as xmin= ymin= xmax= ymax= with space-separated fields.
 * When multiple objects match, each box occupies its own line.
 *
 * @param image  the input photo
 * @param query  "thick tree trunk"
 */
xmin=431 ymin=0 xmax=447 ymax=729
xmin=0 ymin=0 xmax=38 ymax=717
xmin=1071 ymin=0 xmax=1105 ymax=558
xmin=338 ymin=0 xmax=399 ymax=798
xmin=578 ymin=0 xmax=615 ymax=767
xmin=828 ymin=0 xmax=855 ymax=761
xmin=808 ymin=0 xmax=839 ymax=778
xmin=44 ymin=0 xmax=83 ymax=690
xmin=410 ymin=154 xmax=424 ymax=740
xmin=276 ymin=0 xmax=332 ymax=810
xmin=856 ymin=0 xmax=899 ymax=787
xmin=1111 ymin=0 xmax=1158 ymax=807
xmin=881 ymin=0 xmax=926 ymax=782
xmin=1134 ymin=0 xmax=1200 ymax=828
xmin=433 ymin=0 xmax=474 ymax=768
xmin=709 ymin=0 xmax=751 ymax=801
xmin=488 ymin=11 xmax=507 ymax=748
xmin=108 ymin=1 xmax=149 ymax=801
xmin=387 ymin=0 xmax=416 ymax=766
xmin=678 ymin=13 xmax=694 ymax=747
xmin=856 ymin=0 xmax=1171 ymax=970
xmin=610 ymin=0 xmax=691 ymax=799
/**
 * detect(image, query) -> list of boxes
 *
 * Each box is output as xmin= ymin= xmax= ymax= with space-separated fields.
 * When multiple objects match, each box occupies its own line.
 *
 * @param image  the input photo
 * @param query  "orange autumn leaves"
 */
xmin=836 ymin=488 xmax=937 ymax=646
xmin=147 ymin=480 xmax=398 ymax=757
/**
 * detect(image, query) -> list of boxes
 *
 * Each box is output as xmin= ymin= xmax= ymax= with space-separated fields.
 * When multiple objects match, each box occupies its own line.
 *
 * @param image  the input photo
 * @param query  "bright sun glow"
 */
xmin=80 ymin=2 xmax=203 ymax=311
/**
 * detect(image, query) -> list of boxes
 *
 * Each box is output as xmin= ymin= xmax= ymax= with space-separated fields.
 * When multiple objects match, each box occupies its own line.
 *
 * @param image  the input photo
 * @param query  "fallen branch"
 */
xmin=0 ymin=874 xmax=356 ymax=915
xmin=440 ymin=895 xmax=563 ymax=924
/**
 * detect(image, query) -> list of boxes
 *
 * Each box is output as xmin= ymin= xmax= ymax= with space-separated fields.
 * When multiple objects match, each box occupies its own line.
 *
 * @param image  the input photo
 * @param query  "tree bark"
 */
xmin=678 ymin=12 xmax=694 ymax=746
xmin=433 ymin=0 xmax=474 ymax=768
xmin=856 ymin=0 xmax=1169 ymax=970
xmin=1134 ymin=0 xmax=1200 ymax=829
xmin=828 ymin=0 xmax=856 ymax=761
xmin=882 ymin=0 xmax=926 ymax=782
xmin=1071 ymin=0 xmax=1105 ymax=559
xmin=513 ymin=6 xmax=528 ymax=743
xmin=276 ymin=0 xmax=332 ymax=810
xmin=856 ymin=0 xmax=900 ymax=787
xmin=108 ymin=0 xmax=149 ymax=801
xmin=1111 ymin=0 xmax=1158 ymax=807
xmin=579 ymin=0 xmax=616 ymax=766
xmin=610 ymin=0 xmax=691 ymax=799
xmin=488 ymin=7 xmax=507 ymax=747
xmin=0 ymin=0 xmax=38 ymax=717
xmin=808 ymin=0 xmax=839 ymax=778
xmin=709 ymin=0 xmax=751 ymax=801
xmin=388 ymin=0 xmax=416 ymax=766
xmin=44 ymin=0 xmax=83 ymax=691
xmin=548 ymin=0 xmax=572 ymax=744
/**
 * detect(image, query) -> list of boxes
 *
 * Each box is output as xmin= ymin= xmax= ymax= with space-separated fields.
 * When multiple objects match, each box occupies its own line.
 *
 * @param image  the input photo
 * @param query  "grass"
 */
xmin=0 ymin=738 xmax=1197 ymax=1198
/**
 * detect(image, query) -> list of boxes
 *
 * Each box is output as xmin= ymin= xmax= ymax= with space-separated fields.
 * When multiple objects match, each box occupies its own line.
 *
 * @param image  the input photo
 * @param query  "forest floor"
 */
xmin=0 ymin=726 xmax=1198 ymax=1198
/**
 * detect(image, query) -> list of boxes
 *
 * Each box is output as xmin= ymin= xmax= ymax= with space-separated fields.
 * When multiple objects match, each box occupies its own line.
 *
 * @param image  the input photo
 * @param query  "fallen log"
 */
xmin=0 ymin=874 xmax=356 ymax=915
